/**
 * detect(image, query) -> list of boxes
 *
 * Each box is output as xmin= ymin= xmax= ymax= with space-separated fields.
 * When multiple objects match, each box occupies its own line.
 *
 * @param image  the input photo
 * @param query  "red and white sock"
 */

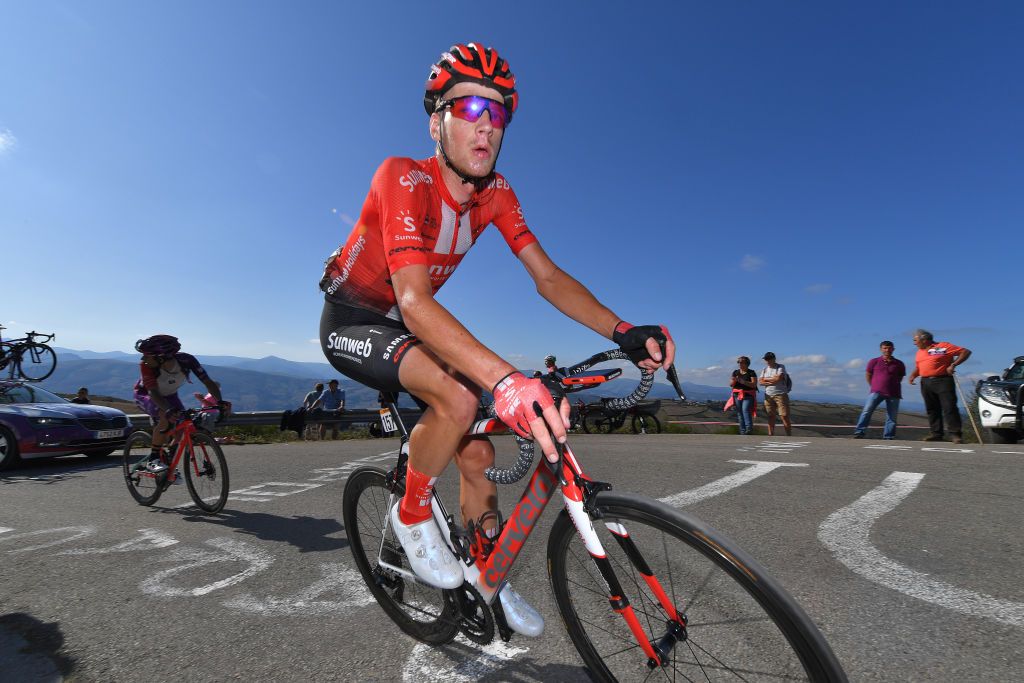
xmin=399 ymin=464 xmax=437 ymax=525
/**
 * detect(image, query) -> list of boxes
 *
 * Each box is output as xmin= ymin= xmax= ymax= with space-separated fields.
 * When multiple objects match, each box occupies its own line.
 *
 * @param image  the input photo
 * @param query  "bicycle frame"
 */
xmin=376 ymin=394 xmax=683 ymax=666
xmin=132 ymin=412 xmax=205 ymax=485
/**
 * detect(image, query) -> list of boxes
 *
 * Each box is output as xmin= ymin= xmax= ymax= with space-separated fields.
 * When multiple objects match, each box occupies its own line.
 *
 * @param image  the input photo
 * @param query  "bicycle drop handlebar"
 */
xmin=484 ymin=349 xmax=686 ymax=485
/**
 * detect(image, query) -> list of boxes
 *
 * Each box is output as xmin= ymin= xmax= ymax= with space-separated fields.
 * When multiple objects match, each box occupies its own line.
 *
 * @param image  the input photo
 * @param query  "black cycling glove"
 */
xmin=612 ymin=321 xmax=671 ymax=366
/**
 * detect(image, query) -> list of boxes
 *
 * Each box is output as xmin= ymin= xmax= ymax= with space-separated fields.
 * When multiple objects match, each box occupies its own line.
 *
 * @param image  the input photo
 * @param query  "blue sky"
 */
xmin=2 ymin=1 xmax=1021 ymax=400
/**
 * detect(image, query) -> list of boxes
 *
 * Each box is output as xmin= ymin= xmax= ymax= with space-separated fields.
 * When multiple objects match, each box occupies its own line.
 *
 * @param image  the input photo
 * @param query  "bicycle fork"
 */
xmin=559 ymin=444 xmax=686 ymax=669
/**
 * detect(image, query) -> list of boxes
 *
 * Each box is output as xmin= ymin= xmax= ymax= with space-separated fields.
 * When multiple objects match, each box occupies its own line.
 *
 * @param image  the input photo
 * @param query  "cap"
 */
xmin=762 ymin=352 xmax=776 ymax=360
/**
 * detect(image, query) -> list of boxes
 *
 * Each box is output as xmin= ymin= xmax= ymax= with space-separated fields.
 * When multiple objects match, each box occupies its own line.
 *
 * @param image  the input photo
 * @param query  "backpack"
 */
xmin=784 ymin=372 xmax=793 ymax=392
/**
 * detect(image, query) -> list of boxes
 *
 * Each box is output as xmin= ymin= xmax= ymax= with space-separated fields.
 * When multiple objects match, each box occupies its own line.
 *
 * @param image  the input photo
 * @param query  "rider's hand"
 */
xmin=613 ymin=321 xmax=676 ymax=372
xmin=492 ymin=372 xmax=569 ymax=463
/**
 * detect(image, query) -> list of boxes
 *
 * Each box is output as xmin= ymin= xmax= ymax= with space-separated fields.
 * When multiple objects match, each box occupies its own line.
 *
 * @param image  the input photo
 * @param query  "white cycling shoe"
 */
xmin=498 ymin=583 xmax=545 ymax=637
xmin=389 ymin=504 xmax=464 ymax=590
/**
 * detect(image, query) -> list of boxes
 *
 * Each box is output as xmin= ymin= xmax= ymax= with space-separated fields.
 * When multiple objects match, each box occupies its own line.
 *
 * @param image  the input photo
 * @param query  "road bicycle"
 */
xmin=122 ymin=407 xmax=230 ymax=514
xmin=577 ymin=398 xmax=663 ymax=434
xmin=0 ymin=326 xmax=58 ymax=381
xmin=342 ymin=349 xmax=847 ymax=681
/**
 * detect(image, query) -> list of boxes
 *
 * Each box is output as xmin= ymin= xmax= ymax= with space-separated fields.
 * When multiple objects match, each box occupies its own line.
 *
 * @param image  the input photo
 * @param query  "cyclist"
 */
xmin=133 ymin=335 xmax=226 ymax=474
xmin=543 ymin=354 xmax=565 ymax=380
xmin=318 ymin=43 xmax=674 ymax=637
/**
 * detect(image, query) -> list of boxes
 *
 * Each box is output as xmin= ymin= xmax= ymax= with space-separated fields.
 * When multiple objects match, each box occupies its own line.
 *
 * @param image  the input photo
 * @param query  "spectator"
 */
xmin=70 ymin=387 xmax=90 ymax=404
xmin=908 ymin=329 xmax=972 ymax=443
xmin=312 ymin=379 xmax=346 ymax=440
xmin=728 ymin=357 xmax=758 ymax=435
xmin=758 ymin=352 xmax=792 ymax=436
xmin=301 ymin=382 xmax=325 ymax=440
xmin=853 ymin=341 xmax=906 ymax=439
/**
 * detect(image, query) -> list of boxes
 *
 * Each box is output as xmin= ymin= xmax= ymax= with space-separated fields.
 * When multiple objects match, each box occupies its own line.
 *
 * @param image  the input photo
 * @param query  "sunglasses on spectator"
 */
xmin=438 ymin=96 xmax=511 ymax=129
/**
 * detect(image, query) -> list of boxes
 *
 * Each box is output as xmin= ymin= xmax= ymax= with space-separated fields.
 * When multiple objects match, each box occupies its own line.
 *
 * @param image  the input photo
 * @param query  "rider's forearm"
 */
xmin=535 ymin=267 xmax=620 ymax=339
xmin=398 ymin=292 xmax=516 ymax=391
xmin=202 ymin=377 xmax=222 ymax=402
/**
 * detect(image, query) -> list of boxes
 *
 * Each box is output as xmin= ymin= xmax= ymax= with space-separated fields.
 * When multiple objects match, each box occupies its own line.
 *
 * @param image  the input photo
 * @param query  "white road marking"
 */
xmin=57 ymin=528 xmax=178 ymax=555
xmin=140 ymin=537 xmax=273 ymax=597
xmin=403 ymin=635 xmax=529 ymax=682
xmin=921 ymin=447 xmax=973 ymax=453
xmin=992 ymin=450 xmax=1023 ymax=454
xmin=819 ymin=471 xmax=1024 ymax=627
xmin=0 ymin=527 xmax=12 ymax=535
xmin=224 ymin=562 xmax=375 ymax=615
xmin=659 ymin=459 xmax=808 ymax=507
xmin=0 ymin=526 xmax=96 ymax=553
xmin=230 ymin=482 xmax=324 ymax=497
xmin=864 ymin=445 xmax=912 ymax=450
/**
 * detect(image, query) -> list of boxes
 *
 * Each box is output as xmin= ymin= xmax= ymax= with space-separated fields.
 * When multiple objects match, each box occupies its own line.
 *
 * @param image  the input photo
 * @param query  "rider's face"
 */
xmin=431 ymin=82 xmax=505 ymax=179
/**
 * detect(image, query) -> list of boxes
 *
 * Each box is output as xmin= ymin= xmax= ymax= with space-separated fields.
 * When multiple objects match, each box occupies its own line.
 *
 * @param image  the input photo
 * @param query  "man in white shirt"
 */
xmin=759 ymin=352 xmax=792 ymax=436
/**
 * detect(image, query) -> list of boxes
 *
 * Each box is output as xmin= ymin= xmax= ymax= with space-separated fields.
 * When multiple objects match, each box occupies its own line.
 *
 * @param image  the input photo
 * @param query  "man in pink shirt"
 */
xmin=853 ymin=341 xmax=906 ymax=439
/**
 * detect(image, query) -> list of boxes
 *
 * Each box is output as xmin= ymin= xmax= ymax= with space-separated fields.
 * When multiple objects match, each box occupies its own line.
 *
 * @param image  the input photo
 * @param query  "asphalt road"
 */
xmin=1 ymin=434 xmax=1022 ymax=682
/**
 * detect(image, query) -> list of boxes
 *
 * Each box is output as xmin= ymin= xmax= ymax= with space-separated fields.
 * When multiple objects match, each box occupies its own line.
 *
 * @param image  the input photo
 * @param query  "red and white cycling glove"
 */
xmin=492 ymin=371 xmax=555 ymax=438
xmin=613 ymin=321 xmax=673 ymax=365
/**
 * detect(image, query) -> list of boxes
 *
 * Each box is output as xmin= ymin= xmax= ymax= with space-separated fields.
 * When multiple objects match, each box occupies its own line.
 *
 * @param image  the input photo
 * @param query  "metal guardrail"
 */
xmin=127 ymin=408 xmax=423 ymax=431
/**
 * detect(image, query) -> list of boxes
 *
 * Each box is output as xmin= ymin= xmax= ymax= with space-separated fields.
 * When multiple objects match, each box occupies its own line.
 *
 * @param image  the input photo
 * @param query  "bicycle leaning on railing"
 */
xmin=0 ymin=326 xmax=58 ymax=381
xmin=575 ymin=397 xmax=663 ymax=434
xmin=122 ymin=407 xmax=230 ymax=514
xmin=342 ymin=348 xmax=847 ymax=681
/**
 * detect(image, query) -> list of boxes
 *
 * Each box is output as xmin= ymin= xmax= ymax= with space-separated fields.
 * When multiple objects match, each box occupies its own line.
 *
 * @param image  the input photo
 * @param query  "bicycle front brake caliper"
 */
xmin=578 ymin=477 xmax=612 ymax=518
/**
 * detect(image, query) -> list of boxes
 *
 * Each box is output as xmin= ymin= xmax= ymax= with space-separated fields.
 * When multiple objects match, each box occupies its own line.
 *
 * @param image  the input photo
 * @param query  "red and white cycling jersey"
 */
xmin=320 ymin=156 xmax=538 ymax=319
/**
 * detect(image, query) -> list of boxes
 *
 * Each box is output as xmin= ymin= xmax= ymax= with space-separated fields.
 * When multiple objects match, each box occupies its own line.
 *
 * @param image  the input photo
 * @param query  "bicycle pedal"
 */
xmin=491 ymin=595 xmax=514 ymax=643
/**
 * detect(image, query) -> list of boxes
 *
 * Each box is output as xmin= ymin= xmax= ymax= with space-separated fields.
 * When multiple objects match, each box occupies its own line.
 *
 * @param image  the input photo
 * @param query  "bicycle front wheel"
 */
xmin=547 ymin=493 xmax=846 ymax=682
xmin=183 ymin=432 xmax=229 ymax=513
xmin=342 ymin=467 xmax=459 ymax=645
xmin=17 ymin=343 xmax=57 ymax=381
xmin=630 ymin=413 xmax=662 ymax=434
xmin=122 ymin=431 xmax=162 ymax=506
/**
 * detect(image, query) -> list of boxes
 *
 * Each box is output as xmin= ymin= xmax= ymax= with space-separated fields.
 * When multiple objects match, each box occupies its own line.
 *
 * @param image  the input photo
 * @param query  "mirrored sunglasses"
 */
xmin=440 ymin=95 xmax=510 ymax=129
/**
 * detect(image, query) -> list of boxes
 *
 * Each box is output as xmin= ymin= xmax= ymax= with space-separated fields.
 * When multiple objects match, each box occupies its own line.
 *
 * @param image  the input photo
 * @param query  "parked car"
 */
xmin=0 ymin=381 xmax=132 ymax=470
xmin=976 ymin=356 xmax=1024 ymax=444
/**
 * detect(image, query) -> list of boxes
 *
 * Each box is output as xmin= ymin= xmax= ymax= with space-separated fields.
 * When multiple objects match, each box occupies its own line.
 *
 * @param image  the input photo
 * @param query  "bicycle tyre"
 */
xmin=0 ymin=342 xmax=13 ymax=376
xmin=342 ymin=466 xmax=459 ymax=645
xmin=122 ymin=431 xmax=162 ymax=507
xmin=183 ymin=431 xmax=229 ymax=514
xmin=583 ymin=412 xmax=613 ymax=434
xmin=547 ymin=492 xmax=847 ymax=682
xmin=630 ymin=413 xmax=662 ymax=434
xmin=16 ymin=343 xmax=57 ymax=381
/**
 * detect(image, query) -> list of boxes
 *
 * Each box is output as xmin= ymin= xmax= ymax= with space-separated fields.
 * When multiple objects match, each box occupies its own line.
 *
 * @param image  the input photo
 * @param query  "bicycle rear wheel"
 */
xmin=583 ymin=412 xmax=613 ymax=434
xmin=183 ymin=432 xmax=229 ymax=514
xmin=122 ymin=431 xmax=162 ymax=506
xmin=547 ymin=493 xmax=847 ymax=682
xmin=16 ymin=343 xmax=57 ymax=381
xmin=342 ymin=467 xmax=459 ymax=645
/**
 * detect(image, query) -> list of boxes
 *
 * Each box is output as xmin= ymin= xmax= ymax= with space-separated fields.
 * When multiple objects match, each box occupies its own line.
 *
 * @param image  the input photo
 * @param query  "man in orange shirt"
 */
xmin=907 ymin=329 xmax=971 ymax=443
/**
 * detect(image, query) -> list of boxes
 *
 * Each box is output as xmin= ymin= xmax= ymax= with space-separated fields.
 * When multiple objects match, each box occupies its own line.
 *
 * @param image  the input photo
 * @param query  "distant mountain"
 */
xmin=45 ymin=347 xmax=923 ymax=412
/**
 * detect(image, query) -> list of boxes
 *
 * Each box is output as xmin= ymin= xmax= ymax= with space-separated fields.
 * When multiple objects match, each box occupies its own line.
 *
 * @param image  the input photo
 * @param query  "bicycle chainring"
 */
xmin=455 ymin=582 xmax=495 ymax=645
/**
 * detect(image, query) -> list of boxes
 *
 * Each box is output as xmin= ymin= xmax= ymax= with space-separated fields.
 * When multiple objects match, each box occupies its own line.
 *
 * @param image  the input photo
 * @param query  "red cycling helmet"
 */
xmin=423 ymin=43 xmax=518 ymax=119
xmin=135 ymin=334 xmax=181 ymax=358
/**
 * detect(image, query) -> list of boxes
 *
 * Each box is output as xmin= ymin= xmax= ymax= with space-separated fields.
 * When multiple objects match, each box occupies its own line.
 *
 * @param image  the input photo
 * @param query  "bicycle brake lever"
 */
xmin=666 ymin=364 xmax=686 ymax=401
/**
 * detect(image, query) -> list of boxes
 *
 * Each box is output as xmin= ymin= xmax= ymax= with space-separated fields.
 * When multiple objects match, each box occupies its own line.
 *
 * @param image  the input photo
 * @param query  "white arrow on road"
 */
xmin=819 ymin=471 xmax=1024 ymax=627
xmin=659 ymin=459 xmax=808 ymax=507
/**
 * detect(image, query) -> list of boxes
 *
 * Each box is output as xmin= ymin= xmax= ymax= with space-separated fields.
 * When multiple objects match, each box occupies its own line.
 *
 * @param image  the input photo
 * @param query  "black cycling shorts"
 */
xmin=319 ymin=300 xmax=422 ymax=393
